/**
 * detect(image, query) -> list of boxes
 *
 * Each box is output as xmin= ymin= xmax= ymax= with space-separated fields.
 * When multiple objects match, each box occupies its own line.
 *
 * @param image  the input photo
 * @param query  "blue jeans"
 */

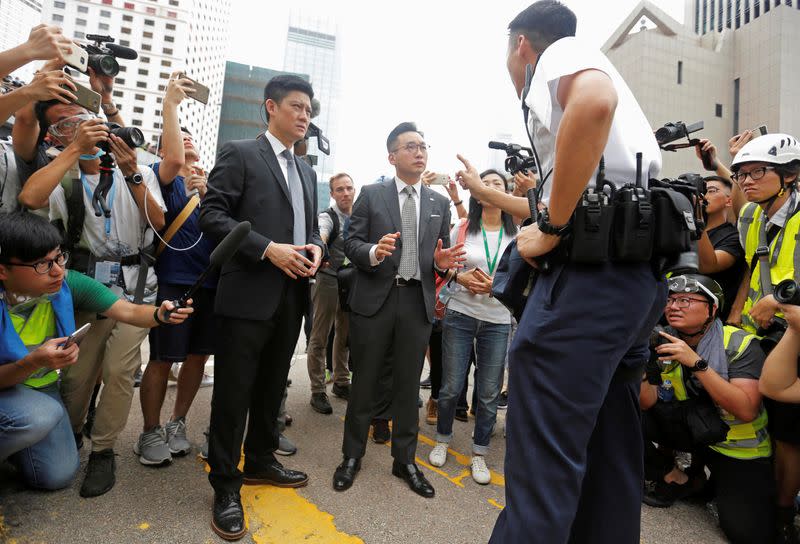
xmin=437 ymin=309 xmax=510 ymax=454
xmin=0 ymin=383 xmax=79 ymax=490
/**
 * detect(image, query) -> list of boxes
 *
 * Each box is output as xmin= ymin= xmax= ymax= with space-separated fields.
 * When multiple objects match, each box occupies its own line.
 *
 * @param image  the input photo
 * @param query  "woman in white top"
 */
xmin=428 ymin=169 xmax=516 ymax=484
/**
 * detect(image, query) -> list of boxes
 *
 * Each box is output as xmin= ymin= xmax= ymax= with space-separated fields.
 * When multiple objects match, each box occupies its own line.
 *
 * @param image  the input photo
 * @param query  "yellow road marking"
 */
xmin=201 ymin=458 xmax=362 ymax=543
xmin=488 ymin=499 xmax=504 ymax=510
xmin=414 ymin=458 xmax=465 ymax=488
xmin=416 ymin=431 xmax=506 ymax=487
xmin=138 ymin=522 xmax=150 ymax=530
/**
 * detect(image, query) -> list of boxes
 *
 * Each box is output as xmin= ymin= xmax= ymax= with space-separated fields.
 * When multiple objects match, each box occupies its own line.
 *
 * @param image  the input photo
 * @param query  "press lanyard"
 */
xmin=81 ymin=172 xmax=117 ymax=239
xmin=480 ymin=221 xmax=503 ymax=276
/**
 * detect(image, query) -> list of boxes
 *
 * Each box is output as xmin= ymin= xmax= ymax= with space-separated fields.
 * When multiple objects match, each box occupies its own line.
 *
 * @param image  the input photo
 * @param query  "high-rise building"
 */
xmin=283 ymin=13 xmax=341 ymax=191
xmin=216 ymin=61 xmax=308 ymax=147
xmin=0 ymin=0 xmax=43 ymax=82
xmin=603 ymin=0 xmax=800 ymax=176
xmin=39 ymin=0 xmax=231 ymax=167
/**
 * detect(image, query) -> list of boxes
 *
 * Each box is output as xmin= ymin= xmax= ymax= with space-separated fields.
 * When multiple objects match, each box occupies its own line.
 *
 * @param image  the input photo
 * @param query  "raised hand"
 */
xmin=434 ymin=239 xmax=466 ymax=270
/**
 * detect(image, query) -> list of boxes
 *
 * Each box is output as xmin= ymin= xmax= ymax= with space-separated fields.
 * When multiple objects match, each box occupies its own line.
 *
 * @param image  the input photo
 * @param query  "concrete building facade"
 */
xmin=603 ymin=0 xmax=800 ymax=176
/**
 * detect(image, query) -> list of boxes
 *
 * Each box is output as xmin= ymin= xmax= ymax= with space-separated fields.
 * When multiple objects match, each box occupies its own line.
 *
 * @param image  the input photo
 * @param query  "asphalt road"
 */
xmin=1 ymin=341 xmax=728 ymax=544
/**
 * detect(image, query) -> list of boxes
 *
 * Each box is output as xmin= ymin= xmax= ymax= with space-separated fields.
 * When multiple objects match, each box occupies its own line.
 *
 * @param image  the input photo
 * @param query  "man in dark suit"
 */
xmin=333 ymin=122 xmax=465 ymax=498
xmin=199 ymin=75 xmax=324 ymax=541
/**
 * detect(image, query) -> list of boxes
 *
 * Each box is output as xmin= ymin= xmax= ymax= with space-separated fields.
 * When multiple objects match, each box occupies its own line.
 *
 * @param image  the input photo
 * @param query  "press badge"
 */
xmin=94 ymin=260 xmax=121 ymax=286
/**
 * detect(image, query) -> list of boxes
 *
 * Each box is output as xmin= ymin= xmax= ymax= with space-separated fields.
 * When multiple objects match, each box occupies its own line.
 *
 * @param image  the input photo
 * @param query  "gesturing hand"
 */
xmin=375 ymin=232 xmax=400 ymax=261
xmin=655 ymin=331 xmax=701 ymax=367
xmin=265 ymin=242 xmax=315 ymax=279
xmin=434 ymin=239 xmax=466 ymax=270
xmin=455 ymin=154 xmax=484 ymax=197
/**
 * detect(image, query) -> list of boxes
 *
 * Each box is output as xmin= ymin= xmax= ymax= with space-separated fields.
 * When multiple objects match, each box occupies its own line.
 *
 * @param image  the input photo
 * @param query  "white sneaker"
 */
xmin=429 ymin=442 xmax=448 ymax=467
xmin=471 ymin=455 xmax=491 ymax=485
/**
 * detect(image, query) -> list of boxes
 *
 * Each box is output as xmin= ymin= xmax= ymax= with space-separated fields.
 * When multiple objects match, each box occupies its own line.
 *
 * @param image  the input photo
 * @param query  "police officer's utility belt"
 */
xmin=553 ymin=155 xmax=702 ymax=267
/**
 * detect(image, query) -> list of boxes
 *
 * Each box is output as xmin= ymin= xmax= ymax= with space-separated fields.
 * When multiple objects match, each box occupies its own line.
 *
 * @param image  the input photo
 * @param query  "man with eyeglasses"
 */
xmin=16 ymin=98 xmax=167 ymax=499
xmin=730 ymin=132 xmax=800 ymax=543
xmin=0 ymin=212 xmax=191 ymax=492
xmin=332 ymin=121 xmax=465 ymax=498
xmin=640 ymin=274 xmax=774 ymax=542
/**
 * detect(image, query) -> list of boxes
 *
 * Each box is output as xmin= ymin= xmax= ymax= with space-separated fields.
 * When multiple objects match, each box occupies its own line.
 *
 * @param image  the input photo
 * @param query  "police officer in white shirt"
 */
xmin=457 ymin=2 xmax=666 ymax=543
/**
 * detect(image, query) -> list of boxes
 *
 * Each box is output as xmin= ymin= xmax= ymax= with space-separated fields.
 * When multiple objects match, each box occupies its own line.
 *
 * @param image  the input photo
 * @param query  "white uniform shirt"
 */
xmin=524 ymin=37 xmax=662 ymax=204
xmin=49 ymin=165 xmax=165 ymax=302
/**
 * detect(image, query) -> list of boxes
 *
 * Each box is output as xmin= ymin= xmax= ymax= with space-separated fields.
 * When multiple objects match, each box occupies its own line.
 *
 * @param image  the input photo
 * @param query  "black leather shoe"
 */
xmin=333 ymin=457 xmax=361 ymax=492
xmin=371 ymin=418 xmax=390 ymax=444
xmin=310 ymin=392 xmax=333 ymax=414
xmin=392 ymin=461 xmax=435 ymax=498
xmin=331 ymin=383 xmax=350 ymax=400
xmin=211 ymin=491 xmax=246 ymax=541
xmin=243 ymin=460 xmax=309 ymax=487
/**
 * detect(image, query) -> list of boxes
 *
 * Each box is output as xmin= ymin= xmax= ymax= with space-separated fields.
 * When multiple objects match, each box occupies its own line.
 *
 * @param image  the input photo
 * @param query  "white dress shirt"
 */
xmin=369 ymin=177 xmax=422 ymax=280
xmin=261 ymin=130 xmax=295 ymax=258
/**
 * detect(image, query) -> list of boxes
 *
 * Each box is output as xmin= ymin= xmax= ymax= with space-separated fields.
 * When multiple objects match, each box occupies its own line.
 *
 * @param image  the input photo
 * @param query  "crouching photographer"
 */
xmin=16 ymin=100 xmax=168 ymax=498
xmin=641 ymin=274 xmax=774 ymax=543
xmin=0 ymin=212 xmax=191 ymax=491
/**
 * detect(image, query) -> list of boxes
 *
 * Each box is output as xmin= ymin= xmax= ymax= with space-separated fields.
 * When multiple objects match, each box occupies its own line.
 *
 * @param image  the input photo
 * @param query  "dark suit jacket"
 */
xmin=344 ymin=178 xmax=451 ymax=322
xmin=200 ymin=135 xmax=323 ymax=320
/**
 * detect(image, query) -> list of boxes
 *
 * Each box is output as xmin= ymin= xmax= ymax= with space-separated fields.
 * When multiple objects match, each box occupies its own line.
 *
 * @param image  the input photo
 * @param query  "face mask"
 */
xmin=79 ymin=149 xmax=106 ymax=161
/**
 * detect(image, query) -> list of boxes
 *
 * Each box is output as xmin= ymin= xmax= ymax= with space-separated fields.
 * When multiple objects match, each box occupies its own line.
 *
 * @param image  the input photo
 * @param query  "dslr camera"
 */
xmin=98 ymin=122 xmax=144 ymax=151
xmin=488 ymin=141 xmax=538 ymax=176
xmin=753 ymin=279 xmax=800 ymax=353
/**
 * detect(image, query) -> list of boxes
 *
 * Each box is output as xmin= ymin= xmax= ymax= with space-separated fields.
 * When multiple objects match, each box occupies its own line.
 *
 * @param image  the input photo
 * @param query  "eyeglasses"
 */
xmin=731 ymin=166 xmax=777 ymax=185
xmin=3 ymin=251 xmax=69 ymax=275
xmin=392 ymin=143 xmax=429 ymax=154
xmin=665 ymin=296 xmax=709 ymax=309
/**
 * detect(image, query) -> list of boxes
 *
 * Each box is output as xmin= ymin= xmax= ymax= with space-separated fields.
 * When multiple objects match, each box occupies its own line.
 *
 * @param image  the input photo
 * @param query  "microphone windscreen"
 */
xmin=105 ymin=43 xmax=138 ymax=60
xmin=209 ymin=221 xmax=251 ymax=268
xmin=488 ymin=141 xmax=507 ymax=150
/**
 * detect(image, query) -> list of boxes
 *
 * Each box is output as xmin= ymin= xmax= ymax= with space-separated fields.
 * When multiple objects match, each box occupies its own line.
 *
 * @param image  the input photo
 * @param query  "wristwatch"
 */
xmin=537 ymin=208 xmax=571 ymax=237
xmin=125 ymin=172 xmax=143 ymax=185
xmin=689 ymin=358 xmax=709 ymax=372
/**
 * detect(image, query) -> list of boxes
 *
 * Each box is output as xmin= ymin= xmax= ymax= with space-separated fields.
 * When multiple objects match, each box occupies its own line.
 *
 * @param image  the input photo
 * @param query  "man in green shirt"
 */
xmin=0 ymin=212 xmax=191 ymax=490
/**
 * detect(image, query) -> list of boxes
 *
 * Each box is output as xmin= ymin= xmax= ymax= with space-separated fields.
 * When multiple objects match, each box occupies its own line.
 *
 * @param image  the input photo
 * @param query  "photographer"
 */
xmin=695 ymin=173 xmax=745 ymax=322
xmin=731 ymin=132 xmax=800 ymax=541
xmin=135 ymin=73 xmax=216 ymax=466
xmin=17 ymin=99 xmax=166 ymax=499
xmin=0 ymin=212 xmax=191 ymax=491
xmin=455 ymin=3 xmax=664 ymax=542
xmin=641 ymin=275 xmax=774 ymax=543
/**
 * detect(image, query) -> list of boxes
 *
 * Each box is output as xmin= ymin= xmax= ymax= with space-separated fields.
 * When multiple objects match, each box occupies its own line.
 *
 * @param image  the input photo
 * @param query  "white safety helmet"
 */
xmin=731 ymin=133 xmax=800 ymax=171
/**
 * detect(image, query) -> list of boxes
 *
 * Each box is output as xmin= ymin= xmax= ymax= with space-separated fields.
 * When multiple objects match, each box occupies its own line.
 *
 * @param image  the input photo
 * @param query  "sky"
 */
xmin=226 ymin=0 xmax=686 ymax=193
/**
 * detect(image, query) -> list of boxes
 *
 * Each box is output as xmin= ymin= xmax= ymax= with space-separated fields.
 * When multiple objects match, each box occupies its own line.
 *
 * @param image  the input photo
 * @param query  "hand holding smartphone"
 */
xmin=178 ymin=72 xmax=210 ymax=104
xmin=62 ymin=322 xmax=92 ymax=349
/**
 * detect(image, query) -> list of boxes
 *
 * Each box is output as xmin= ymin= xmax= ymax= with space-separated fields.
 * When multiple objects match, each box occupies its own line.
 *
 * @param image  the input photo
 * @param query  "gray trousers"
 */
xmin=306 ymin=273 xmax=350 ymax=393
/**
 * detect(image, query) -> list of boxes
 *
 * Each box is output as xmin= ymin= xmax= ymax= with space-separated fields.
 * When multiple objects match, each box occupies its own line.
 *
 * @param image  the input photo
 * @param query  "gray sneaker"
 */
xmin=165 ymin=417 xmax=191 ymax=456
xmin=134 ymin=426 xmax=172 ymax=466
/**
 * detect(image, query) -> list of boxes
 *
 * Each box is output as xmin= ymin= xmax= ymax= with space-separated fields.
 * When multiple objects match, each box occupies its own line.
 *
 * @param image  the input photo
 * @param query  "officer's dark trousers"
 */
xmin=490 ymin=261 xmax=666 ymax=544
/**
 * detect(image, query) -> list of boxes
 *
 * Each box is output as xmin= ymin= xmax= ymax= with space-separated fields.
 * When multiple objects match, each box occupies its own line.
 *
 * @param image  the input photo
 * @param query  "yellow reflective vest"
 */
xmin=737 ymin=200 xmax=800 ymax=334
xmin=660 ymin=325 xmax=771 ymax=460
xmin=10 ymin=301 xmax=59 ymax=388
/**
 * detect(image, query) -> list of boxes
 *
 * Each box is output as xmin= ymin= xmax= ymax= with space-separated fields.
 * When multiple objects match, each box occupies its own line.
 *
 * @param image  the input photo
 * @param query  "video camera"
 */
xmin=82 ymin=34 xmax=138 ymax=77
xmin=488 ymin=141 xmax=538 ymax=176
xmin=655 ymin=121 xmax=717 ymax=171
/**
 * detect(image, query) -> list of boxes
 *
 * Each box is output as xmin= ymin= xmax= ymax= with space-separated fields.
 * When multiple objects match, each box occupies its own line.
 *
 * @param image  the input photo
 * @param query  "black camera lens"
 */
xmin=655 ymin=124 xmax=681 ymax=146
xmin=104 ymin=122 xmax=144 ymax=149
xmin=775 ymin=279 xmax=800 ymax=305
xmin=88 ymin=54 xmax=119 ymax=77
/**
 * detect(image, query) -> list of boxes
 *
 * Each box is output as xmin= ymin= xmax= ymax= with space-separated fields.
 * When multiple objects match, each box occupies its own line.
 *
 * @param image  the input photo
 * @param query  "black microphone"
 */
xmin=105 ymin=43 xmax=138 ymax=60
xmin=163 ymin=221 xmax=251 ymax=318
xmin=488 ymin=141 xmax=508 ymax=150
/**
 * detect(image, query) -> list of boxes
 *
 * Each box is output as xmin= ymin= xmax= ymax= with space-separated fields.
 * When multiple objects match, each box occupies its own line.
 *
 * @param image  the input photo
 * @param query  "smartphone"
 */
xmin=430 ymin=174 xmax=449 ymax=186
xmin=752 ymin=125 xmax=768 ymax=136
xmin=61 ymin=75 xmax=101 ymax=113
xmin=62 ymin=322 xmax=92 ymax=349
xmin=62 ymin=42 xmax=88 ymax=73
xmin=179 ymin=72 xmax=209 ymax=105
xmin=185 ymin=166 xmax=203 ymax=197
